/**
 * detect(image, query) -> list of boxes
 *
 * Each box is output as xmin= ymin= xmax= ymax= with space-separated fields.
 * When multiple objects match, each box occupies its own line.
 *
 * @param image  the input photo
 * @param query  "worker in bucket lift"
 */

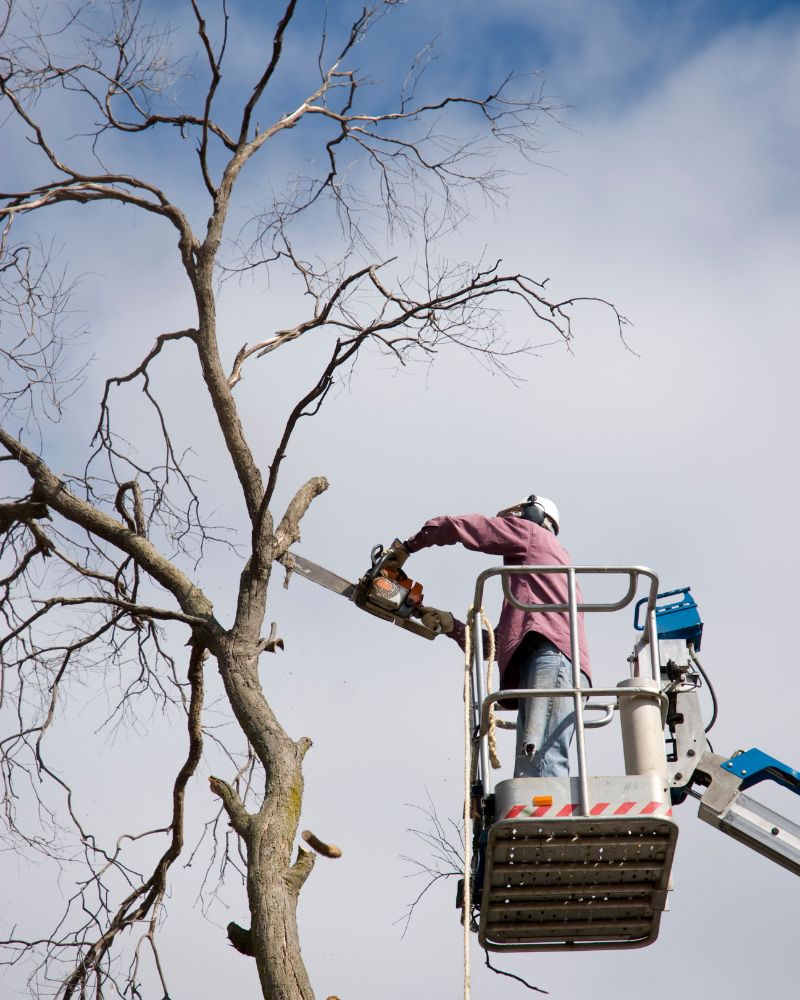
xmin=388 ymin=496 xmax=590 ymax=778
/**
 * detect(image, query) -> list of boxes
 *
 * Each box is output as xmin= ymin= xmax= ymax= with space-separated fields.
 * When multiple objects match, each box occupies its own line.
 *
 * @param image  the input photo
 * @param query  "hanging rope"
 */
xmin=462 ymin=625 xmax=472 ymax=1000
xmin=464 ymin=608 xmax=500 ymax=770
xmin=461 ymin=607 xmax=499 ymax=1000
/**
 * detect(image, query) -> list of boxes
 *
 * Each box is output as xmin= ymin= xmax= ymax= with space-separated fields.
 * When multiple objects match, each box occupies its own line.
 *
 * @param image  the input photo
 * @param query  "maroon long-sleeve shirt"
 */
xmin=404 ymin=513 xmax=590 ymax=686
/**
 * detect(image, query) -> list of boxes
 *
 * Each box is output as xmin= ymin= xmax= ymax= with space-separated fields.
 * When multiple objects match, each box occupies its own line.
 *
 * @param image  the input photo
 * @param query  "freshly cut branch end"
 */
xmin=280 ymin=552 xmax=295 ymax=589
xmin=301 ymin=829 xmax=342 ymax=859
xmin=259 ymin=621 xmax=284 ymax=652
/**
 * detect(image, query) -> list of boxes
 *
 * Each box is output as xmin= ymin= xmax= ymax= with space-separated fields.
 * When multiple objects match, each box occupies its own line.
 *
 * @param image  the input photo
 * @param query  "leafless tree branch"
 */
xmin=0 ymin=2 xmax=626 ymax=996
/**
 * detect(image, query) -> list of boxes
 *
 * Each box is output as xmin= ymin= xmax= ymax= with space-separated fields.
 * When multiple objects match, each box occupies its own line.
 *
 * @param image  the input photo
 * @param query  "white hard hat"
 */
xmin=496 ymin=494 xmax=560 ymax=534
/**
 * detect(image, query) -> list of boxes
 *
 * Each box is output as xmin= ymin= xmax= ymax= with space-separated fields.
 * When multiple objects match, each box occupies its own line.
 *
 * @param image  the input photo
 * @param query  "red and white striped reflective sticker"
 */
xmin=504 ymin=800 xmax=672 ymax=820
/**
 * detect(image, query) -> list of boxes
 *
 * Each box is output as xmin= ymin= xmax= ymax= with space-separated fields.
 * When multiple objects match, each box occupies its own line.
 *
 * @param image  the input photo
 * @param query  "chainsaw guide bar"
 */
xmin=289 ymin=552 xmax=438 ymax=641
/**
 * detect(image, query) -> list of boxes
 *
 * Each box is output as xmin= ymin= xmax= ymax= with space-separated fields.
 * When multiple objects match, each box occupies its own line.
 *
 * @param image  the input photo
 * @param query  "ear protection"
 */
xmin=521 ymin=495 xmax=546 ymax=526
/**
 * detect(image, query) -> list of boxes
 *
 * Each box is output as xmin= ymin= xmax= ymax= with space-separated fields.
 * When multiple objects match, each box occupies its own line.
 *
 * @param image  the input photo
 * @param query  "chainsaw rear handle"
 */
xmin=415 ymin=606 xmax=443 ymax=636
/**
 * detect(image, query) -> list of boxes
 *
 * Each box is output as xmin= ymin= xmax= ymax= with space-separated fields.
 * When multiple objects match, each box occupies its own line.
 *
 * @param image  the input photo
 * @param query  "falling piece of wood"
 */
xmin=301 ymin=829 xmax=342 ymax=859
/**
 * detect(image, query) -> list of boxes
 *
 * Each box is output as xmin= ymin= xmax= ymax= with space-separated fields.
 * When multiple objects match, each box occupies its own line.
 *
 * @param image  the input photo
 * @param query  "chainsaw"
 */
xmin=287 ymin=542 xmax=439 ymax=640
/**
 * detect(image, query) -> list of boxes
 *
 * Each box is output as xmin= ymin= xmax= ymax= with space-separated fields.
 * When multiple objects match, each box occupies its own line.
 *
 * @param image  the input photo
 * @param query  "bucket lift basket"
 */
xmin=468 ymin=565 xmax=678 ymax=952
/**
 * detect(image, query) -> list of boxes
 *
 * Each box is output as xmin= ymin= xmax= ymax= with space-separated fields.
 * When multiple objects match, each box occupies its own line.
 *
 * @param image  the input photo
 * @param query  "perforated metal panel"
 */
xmin=479 ymin=815 xmax=678 ymax=951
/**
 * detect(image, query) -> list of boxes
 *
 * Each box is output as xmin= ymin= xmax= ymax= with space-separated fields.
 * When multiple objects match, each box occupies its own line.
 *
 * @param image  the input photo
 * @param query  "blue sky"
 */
xmin=251 ymin=0 xmax=800 ymax=113
xmin=3 ymin=2 xmax=800 ymax=998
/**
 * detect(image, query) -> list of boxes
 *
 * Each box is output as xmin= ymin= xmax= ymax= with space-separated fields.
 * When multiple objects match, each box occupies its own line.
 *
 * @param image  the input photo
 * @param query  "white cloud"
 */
xmin=4 ymin=3 xmax=800 ymax=998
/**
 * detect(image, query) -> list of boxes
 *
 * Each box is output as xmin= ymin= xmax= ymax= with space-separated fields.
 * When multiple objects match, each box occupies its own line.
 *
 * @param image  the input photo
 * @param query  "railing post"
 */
xmin=472 ymin=607 xmax=492 ymax=794
xmin=567 ymin=568 xmax=590 ymax=817
xmin=647 ymin=606 xmax=660 ymax=682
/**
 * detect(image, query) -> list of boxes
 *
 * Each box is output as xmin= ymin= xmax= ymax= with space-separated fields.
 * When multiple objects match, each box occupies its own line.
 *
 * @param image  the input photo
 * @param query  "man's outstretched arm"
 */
xmin=403 ymin=512 xmax=528 ymax=558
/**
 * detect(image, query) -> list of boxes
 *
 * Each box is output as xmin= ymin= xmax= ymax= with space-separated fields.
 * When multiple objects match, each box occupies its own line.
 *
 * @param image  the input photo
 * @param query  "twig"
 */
xmin=484 ymin=950 xmax=549 ymax=994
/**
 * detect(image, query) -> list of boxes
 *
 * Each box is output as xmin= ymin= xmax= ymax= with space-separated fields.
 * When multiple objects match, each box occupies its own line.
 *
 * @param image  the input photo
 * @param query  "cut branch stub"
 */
xmin=227 ymin=921 xmax=255 ymax=957
xmin=209 ymin=776 xmax=252 ymax=836
xmin=273 ymin=476 xmax=329 ymax=558
xmin=258 ymin=622 xmax=284 ymax=653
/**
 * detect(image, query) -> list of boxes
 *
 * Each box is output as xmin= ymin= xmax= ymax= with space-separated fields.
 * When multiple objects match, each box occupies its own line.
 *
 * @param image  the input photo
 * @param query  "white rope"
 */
xmin=464 ymin=609 xmax=500 ymax=771
xmin=461 ymin=608 xmax=499 ymax=1000
xmin=462 ymin=627 xmax=472 ymax=1000
xmin=484 ymin=619 xmax=499 ymax=771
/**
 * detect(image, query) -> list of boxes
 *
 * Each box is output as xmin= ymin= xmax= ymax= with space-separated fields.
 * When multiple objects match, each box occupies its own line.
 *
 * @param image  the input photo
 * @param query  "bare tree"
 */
xmin=0 ymin=1 xmax=625 ymax=997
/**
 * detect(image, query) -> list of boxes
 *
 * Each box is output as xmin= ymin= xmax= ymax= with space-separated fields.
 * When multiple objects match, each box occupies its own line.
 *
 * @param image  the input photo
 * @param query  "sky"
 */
xmin=2 ymin=0 xmax=800 ymax=998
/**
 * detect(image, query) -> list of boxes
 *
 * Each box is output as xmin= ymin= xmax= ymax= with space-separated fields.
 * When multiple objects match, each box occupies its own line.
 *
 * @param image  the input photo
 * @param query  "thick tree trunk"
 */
xmin=213 ymin=637 xmax=316 ymax=1000
xmin=245 ymin=733 xmax=315 ymax=1000
xmin=248 ymin=848 xmax=315 ymax=1000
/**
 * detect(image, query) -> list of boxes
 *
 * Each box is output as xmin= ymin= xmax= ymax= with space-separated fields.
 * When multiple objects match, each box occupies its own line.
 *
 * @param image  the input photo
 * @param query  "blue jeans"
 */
xmin=514 ymin=638 xmax=578 ymax=778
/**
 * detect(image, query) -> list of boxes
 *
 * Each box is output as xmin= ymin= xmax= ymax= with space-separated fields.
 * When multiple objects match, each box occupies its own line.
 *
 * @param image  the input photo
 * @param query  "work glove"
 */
xmin=383 ymin=538 xmax=410 ymax=571
xmin=419 ymin=605 xmax=454 ymax=634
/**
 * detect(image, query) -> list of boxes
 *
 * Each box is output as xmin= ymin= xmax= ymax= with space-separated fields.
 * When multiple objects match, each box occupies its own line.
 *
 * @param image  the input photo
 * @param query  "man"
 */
xmin=389 ymin=496 xmax=590 ymax=778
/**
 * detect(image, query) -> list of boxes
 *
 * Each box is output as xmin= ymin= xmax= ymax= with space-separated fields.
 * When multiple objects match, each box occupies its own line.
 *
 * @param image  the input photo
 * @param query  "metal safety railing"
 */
xmin=470 ymin=566 xmax=664 ymax=817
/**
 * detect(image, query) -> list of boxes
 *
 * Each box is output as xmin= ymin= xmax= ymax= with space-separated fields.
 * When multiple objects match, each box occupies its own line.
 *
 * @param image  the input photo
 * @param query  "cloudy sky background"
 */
xmin=3 ymin=0 xmax=800 ymax=997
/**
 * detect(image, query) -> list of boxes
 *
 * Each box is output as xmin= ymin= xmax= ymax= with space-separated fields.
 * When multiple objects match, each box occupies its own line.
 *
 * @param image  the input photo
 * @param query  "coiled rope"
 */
xmin=461 ymin=609 xmax=498 ymax=1000
xmin=463 ymin=609 xmax=500 ymax=771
